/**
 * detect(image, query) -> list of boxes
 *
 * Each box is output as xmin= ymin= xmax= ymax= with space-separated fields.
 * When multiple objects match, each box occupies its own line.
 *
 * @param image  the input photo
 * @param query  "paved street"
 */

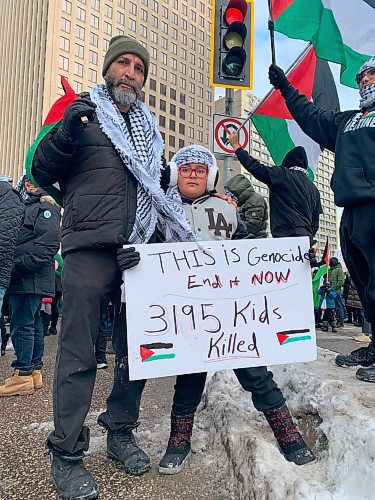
xmin=0 ymin=322 xmax=368 ymax=500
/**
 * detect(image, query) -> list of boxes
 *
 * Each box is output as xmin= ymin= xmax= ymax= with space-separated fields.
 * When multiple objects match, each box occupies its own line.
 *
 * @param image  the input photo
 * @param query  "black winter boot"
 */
xmin=1 ymin=333 xmax=9 ymax=356
xmin=331 ymin=321 xmax=338 ymax=333
xmin=263 ymin=403 xmax=316 ymax=466
xmin=50 ymin=452 xmax=99 ymax=500
xmin=335 ymin=345 xmax=375 ymax=367
xmin=356 ymin=366 xmax=375 ymax=383
xmin=49 ymin=325 xmax=58 ymax=336
xmin=107 ymin=429 xmax=150 ymax=475
xmin=159 ymin=412 xmax=194 ymax=475
xmin=321 ymin=321 xmax=328 ymax=332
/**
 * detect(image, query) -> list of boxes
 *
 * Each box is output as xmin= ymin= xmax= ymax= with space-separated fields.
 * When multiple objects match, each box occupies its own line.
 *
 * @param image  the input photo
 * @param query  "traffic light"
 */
xmin=210 ymin=0 xmax=254 ymax=90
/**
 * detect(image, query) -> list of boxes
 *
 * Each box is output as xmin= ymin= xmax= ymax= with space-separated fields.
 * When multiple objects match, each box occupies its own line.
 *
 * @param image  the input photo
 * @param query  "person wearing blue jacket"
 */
xmin=317 ymin=282 xmax=337 ymax=332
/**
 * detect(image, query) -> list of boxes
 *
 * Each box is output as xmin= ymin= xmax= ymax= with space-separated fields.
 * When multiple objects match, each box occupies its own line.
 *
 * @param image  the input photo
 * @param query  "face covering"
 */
xmin=359 ymin=83 xmax=375 ymax=109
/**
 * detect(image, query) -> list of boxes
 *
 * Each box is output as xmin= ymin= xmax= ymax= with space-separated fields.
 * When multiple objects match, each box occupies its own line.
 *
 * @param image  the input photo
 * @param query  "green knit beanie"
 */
xmin=102 ymin=35 xmax=150 ymax=84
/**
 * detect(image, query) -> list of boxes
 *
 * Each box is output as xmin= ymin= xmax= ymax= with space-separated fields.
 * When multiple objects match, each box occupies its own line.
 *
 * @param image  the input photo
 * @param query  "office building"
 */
xmin=0 ymin=0 xmax=214 ymax=182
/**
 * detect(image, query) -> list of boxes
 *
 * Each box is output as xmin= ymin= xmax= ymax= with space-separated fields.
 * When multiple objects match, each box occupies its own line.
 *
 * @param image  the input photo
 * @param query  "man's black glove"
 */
xmin=268 ymin=64 xmax=290 ymax=92
xmin=58 ymin=98 xmax=97 ymax=143
xmin=117 ymin=246 xmax=141 ymax=271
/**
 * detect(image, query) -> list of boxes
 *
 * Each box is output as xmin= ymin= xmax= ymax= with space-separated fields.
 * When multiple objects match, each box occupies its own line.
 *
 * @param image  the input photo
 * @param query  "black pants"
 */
xmin=340 ymin=204 xmax=375 ymax=347
xmin=322 ymin=308 xmax=336 ymax=324
xmin=95 ymin=305 xmax=111 ymax=363
xmin=346 ymin=307 xmax=363 ymax=324
xmin=97 ymin=303 xmax=147 ymax=433
xmin=50 ymin=291 xmax=62 ymax=328
xmin=172 ymin=367 xmax=285 ymax=416
xmin=46 ymin=249 xmax=124 ymax=455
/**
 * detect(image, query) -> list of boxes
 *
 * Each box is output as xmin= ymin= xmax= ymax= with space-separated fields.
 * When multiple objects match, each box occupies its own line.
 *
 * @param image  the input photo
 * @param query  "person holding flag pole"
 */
xmin=268 ymin=55 xmax=375 ymax=384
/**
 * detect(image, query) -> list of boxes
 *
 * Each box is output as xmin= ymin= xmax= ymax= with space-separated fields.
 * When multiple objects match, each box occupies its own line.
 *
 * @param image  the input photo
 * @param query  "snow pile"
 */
xmin=197 ymin=348 xmax=375 ymax=500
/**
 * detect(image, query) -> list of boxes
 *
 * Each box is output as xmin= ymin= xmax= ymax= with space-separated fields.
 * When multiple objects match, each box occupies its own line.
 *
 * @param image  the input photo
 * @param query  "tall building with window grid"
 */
xmin=0 ymin=0 xmax=214 ymax=183
xmin=215 ymin=90 xmax=338 ymax=255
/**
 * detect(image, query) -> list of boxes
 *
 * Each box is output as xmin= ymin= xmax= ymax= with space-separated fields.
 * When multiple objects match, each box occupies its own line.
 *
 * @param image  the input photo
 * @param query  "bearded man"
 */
xmin=32 ymin=36 xmax=194 ymax=500
xmin=268 ymin=57 xmax=375 ymax=385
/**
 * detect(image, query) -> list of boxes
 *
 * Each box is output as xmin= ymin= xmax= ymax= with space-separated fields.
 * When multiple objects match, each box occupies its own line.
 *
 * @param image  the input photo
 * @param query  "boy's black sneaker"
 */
xmin=335 ymin=346 xmax=375 ymax=367
xmin=50 ymin=453 xmax=98 ymax=500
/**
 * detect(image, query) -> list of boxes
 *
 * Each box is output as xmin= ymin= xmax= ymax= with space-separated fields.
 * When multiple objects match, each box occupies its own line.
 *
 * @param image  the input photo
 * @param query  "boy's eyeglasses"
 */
xmin=178 ymin=166 xmax=208 ymax=178
xmin=355 ymin=68 xmax=375 ymax=85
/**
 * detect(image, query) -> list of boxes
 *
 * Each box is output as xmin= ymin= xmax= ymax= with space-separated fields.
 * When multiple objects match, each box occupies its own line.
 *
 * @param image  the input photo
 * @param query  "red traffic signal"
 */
xmin=210 ymin=0 xmax=254 ymax=89
xmin=224 ymin=0 xmax=248 ymax=24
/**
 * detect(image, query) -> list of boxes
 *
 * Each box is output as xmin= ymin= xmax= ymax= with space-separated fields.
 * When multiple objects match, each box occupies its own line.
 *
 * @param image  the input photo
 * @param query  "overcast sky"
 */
xmin=215 ymin=2 xmax=359 ymax=111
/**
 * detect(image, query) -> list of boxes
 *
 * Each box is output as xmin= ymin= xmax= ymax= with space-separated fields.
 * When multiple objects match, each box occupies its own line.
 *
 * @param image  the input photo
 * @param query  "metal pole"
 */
xmin=223 ymin=87 xmax=234 ymax=184
xmin=267 ymin=0 xmax=276 ymax=65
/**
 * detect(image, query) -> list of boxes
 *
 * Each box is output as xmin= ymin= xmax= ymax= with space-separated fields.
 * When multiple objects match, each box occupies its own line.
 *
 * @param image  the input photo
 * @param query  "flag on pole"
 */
xmin=251 ymin=44 xmax=340 ymax=178
xmin=312 ymin=264 xmax=328 ymax=309
xmin=271 ymin=0 xmax=375 ymax=88
xmin=25 ymin=77 xmax=77 ymax=205
xmin=321 ymin=236 xmax=331 ymax=267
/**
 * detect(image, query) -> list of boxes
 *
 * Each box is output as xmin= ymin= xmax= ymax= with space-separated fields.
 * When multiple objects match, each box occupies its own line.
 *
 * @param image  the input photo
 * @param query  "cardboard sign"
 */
xmin=125 ymin=237 xmax=316 ymax=381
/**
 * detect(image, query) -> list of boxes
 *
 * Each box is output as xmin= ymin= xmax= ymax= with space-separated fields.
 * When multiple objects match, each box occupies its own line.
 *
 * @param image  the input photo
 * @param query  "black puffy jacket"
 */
xmin=235 ymin=147 xmax=323 ymax=242
xmin=0 ymin=180 xmax=25 ymax=289
xmin=8 ymin=192 xmax=60 ymax=296
xmin=31 ymin=116 xmax=140 ymax=256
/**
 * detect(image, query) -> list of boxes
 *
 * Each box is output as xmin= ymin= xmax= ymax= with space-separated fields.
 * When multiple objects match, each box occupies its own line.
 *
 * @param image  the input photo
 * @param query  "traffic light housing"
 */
xmin=210 ymin=0 xmax=254 ymax=89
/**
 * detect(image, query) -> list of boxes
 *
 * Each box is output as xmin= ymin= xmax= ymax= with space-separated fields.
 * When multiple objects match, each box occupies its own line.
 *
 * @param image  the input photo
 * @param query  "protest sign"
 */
xmin=124 ymin=237 xmax=316 ymax=380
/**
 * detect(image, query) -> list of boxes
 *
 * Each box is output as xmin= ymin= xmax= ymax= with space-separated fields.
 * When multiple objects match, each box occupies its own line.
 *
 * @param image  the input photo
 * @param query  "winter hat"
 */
xmin=329 ymin=257 xmax=339 ymax=268
xmin=355 ymin=56 xmax=375 ymax=84
xmin=102 ymin=35 xmax=150 ymax=84
xmin=169 ymin=145 xmax=218 ymax=191
xmin=281 ymin=146 xmax=308 ymax=169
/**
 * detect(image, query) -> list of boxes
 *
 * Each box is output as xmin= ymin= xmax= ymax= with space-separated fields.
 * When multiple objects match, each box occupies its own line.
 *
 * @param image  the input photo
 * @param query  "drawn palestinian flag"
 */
xmin=251 ymin=44 xmax=340 ymax=178
xmin=140 ymin=343 xmax=176 ymax=362
xmin=25 ymin=76 xmax=77 ymax=206
xmin=272 ymin=0 xmax=375 ymax=88
xmin=276 ymin=329 xmax=312 ymax=345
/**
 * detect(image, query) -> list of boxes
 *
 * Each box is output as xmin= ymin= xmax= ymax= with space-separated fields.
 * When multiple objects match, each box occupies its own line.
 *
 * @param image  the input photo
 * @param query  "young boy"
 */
xmin=158 ymin=145 xmax=315 ymax=474
xmin=317 ymin=281 xmax=338 ymax=332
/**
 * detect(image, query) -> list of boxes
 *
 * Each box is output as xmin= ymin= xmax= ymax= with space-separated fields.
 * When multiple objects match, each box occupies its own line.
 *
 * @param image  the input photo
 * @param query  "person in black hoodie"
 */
xmin=0 ymin=178 xmax=60 ymax=396
xmin=268 ymin=56 xmax=375 ymax=383
xmin=227 ymin=134 xmax=322 ymax=245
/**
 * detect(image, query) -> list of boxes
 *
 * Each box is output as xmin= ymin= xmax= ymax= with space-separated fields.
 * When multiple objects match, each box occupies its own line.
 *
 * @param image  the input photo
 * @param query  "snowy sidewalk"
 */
xmin=0 ymin=326 xmax=373 ymax=499
xmin=197 ymin=347 xmax=374 ymax=500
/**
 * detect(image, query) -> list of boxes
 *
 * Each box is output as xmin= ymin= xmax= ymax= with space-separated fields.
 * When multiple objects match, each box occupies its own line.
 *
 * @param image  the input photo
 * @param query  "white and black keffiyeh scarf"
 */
xmin=359 ymin=83 xmax=375 ymax=110
xmin=289 ymin=166 xmax=309 ymax=176
xmin=90 ymin=84 xmax=195 ymax=244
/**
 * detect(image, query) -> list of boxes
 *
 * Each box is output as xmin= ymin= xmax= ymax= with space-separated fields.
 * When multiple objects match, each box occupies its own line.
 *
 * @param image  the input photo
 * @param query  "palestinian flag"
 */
xmin=140 ymin=343 xmax=176 ymax=362
xmin=312 ymin=263 xmax=328 ymax=309
xmin=321 ymin=236 xmax=331 ymax=266
xmin=272 ymin=0 xmax=375 ymax=88
xmin=25 ymin=76 xmax=77 ymax=206
xmin=251 ymin=44 xmax=340 ymax=178
xmin=276 ymin=329 xmax=312 ymax=345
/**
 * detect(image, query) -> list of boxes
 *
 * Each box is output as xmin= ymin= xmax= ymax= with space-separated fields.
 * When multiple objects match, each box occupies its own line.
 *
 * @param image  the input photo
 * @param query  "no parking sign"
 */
xmin=213 ymin=114 xmax=250 ymax=155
